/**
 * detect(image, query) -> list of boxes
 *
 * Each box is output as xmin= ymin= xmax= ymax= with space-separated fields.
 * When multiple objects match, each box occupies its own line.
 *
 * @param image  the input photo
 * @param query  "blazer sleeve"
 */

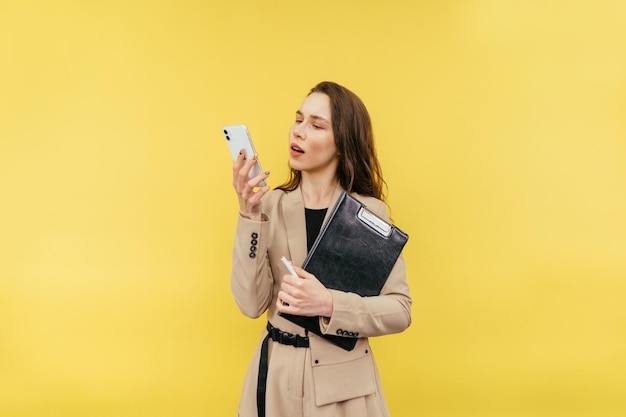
xmin=318 ymin=199 xmax=412 ymax=338
xmin=230 ymin=213 xmax=275 ymax=318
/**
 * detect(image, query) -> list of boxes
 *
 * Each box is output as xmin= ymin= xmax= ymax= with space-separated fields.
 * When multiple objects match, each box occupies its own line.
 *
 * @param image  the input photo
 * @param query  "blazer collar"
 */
xmin=281 ymin=184 xmax=344 ymax=267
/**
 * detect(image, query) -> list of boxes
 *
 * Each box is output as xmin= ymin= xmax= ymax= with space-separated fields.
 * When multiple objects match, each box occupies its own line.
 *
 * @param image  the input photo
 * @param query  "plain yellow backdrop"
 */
xmin=1 ymin=1 xmax=625 ymax=416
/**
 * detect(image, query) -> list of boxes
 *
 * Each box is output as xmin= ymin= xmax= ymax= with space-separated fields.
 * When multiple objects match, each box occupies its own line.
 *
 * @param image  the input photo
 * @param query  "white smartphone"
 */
xmin=222 ymin=124 xmax=266 ymax=186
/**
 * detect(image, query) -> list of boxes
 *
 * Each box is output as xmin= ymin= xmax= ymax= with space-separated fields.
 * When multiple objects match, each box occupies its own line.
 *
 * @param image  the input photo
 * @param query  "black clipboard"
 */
xmin=280 ymin=191 xmax=409 ymax=351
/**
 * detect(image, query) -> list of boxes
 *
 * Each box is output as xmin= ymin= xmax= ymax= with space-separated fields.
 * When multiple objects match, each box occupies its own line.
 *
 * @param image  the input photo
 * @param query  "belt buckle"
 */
xmin=280 ymin=330 xmax=295 ymax=345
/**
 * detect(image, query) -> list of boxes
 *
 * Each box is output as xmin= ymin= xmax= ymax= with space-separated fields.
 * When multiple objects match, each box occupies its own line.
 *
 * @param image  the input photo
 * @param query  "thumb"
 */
xmin=292 ymin=265 xmax=315 ymax=280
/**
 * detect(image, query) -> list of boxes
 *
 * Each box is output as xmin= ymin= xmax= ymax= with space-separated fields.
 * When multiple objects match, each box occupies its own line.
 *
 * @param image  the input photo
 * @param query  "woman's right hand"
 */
xmin=232 ymin=150 xmax=271 ymax=221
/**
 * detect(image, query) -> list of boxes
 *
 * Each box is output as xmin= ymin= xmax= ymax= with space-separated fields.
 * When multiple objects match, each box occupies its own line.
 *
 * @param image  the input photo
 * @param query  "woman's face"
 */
xmin=288 ymin=92 xmax=338 ymax=176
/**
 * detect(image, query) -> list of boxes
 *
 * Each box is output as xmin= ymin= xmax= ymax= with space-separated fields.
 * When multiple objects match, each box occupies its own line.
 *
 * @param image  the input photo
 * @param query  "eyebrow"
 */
xmin=296 ymin=110 xmax=330 ymax=124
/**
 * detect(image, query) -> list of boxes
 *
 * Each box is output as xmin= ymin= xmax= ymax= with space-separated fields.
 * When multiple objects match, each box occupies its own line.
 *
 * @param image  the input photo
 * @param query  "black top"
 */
xmin=305 ymin=208 xmax=328 ymax=252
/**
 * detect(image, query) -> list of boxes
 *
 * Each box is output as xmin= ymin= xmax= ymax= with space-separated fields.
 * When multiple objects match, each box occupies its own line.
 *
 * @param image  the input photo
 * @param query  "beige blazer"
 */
xmin=231 ymin=185 xmax=411 ymax=416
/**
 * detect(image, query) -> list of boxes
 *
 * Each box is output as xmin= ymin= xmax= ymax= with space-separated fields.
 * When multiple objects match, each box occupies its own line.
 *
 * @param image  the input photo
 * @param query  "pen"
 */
xmin=280 ymin=256 xmax=298 ymax=277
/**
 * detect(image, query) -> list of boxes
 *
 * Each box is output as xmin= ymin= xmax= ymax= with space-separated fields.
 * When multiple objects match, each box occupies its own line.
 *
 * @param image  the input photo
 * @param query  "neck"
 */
xmin=300 ymin=173 xmax=338 ymax=209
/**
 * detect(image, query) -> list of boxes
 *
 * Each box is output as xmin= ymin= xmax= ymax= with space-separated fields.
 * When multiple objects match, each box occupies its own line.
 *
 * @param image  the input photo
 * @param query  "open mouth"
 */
xmin=291 ymin=145 xmax=304 ymax=154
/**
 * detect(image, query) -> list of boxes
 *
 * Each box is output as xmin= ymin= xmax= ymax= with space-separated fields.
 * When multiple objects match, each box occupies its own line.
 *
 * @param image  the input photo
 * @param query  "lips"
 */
xmin=290 ymin=144 xmax=304 ymax=154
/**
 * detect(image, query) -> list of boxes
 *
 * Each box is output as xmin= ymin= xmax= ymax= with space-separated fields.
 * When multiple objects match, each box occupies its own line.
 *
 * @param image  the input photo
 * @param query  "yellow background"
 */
xmin=1 ymin=1 xmax=625 ymax=416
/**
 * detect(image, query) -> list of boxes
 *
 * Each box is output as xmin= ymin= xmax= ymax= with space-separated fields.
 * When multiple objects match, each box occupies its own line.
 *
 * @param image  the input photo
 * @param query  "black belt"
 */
xmin=266 ymin=321 xmax=310 ymax=347
xmin=257 ymin=322 xmax=309 ymax=417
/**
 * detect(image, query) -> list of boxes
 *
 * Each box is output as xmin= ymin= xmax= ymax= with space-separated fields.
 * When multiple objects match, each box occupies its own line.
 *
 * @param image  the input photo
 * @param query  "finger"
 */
xmin=277 ymin=291 xmax=295 ymax=309
xmin=237 ymin=159 xmax=255 ymax=183
xmin=232 ymin=150 xmax=246 ymax=175
xmin=291 ymin=265 xmax=313 ymax=280
xmin=234 ymin=156 xmax=257 ymax=188
xmin=277 ymin=298 xmax=290 ymax=311
xmin=235 ymin=149 xmax=246 ymax=164
xmin=280 ymin=277 xmax=295 ymax=293
xmin=232 ymin=153 xmax=244 ymax=188
xmin=281 ymin=275 xmax=306 ymax=294
xmin=282 ymin=273 xmax=303 ymax=288
xmin=245 ymin=185 xmax=270 ymax=206
xmin=248 ymin=170 xmax=270 ymax=189
xmin=282 ymin=282 xmax=307 ymax=304
xmin=243 ymin=154 xmax=258 ymax=172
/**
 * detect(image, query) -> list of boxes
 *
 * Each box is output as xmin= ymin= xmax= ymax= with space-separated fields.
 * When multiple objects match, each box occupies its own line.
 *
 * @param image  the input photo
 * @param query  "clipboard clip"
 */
xmin=357 ymin=207 xmax=392 ymax=238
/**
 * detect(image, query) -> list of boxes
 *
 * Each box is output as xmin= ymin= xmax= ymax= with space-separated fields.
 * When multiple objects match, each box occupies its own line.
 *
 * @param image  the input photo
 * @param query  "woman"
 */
xmin=231 ymin=81 xmax=411 ymax=417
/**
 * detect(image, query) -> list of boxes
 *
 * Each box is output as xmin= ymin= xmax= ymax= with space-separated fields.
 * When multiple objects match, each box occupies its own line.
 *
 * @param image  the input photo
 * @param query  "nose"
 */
xmin=293 ymin=123 xmax=305 ymax=140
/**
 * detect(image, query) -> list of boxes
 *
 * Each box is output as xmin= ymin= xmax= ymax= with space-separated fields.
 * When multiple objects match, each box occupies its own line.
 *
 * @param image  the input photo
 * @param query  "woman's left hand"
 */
xmin=277 ymin=265 xmax=334 ymax=317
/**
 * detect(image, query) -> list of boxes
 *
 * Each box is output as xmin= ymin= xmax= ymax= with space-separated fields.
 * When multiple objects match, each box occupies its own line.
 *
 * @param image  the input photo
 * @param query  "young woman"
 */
xmin=231 ymin=81 xmax=411 ymax=417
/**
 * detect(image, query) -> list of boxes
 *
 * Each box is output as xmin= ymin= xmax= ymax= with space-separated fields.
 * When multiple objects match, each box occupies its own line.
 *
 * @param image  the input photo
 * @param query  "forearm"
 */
xmin=319 ymin=253 xmax=412 ymax=338
xmin=320 ymin=291 xmax=412 ymax=337
xmin=230 ymin=214 xmax=274 ymax=318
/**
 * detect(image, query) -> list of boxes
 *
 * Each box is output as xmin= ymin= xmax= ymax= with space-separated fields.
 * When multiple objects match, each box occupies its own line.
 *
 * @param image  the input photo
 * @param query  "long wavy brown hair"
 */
xmin=277 ymin=81 xmax=387 ymax=201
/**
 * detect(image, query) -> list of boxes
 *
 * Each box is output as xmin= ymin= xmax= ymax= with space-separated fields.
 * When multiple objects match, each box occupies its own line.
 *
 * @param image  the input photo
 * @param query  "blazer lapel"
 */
xmin=282 ymin=187 xmax=307 ymax=267
xmin=282 ymin=184 xmax=346 ymax=267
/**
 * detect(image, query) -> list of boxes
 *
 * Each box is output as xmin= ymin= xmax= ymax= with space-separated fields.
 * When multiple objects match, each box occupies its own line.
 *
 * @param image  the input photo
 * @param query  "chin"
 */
xmin=288 ymin=160 xmax=304 ymax=171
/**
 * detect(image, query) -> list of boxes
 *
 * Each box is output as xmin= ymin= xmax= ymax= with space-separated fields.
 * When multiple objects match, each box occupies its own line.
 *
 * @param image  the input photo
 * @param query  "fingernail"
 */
xmin=265 ymin=171 xmax=270 ymax=175
xmin=252 ymin=155 xmax=258 ymax=160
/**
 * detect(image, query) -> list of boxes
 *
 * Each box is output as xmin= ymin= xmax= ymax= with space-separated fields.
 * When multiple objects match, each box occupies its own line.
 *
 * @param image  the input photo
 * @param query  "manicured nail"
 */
xmin=265 ymin=171 xmax=270 ymax=175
